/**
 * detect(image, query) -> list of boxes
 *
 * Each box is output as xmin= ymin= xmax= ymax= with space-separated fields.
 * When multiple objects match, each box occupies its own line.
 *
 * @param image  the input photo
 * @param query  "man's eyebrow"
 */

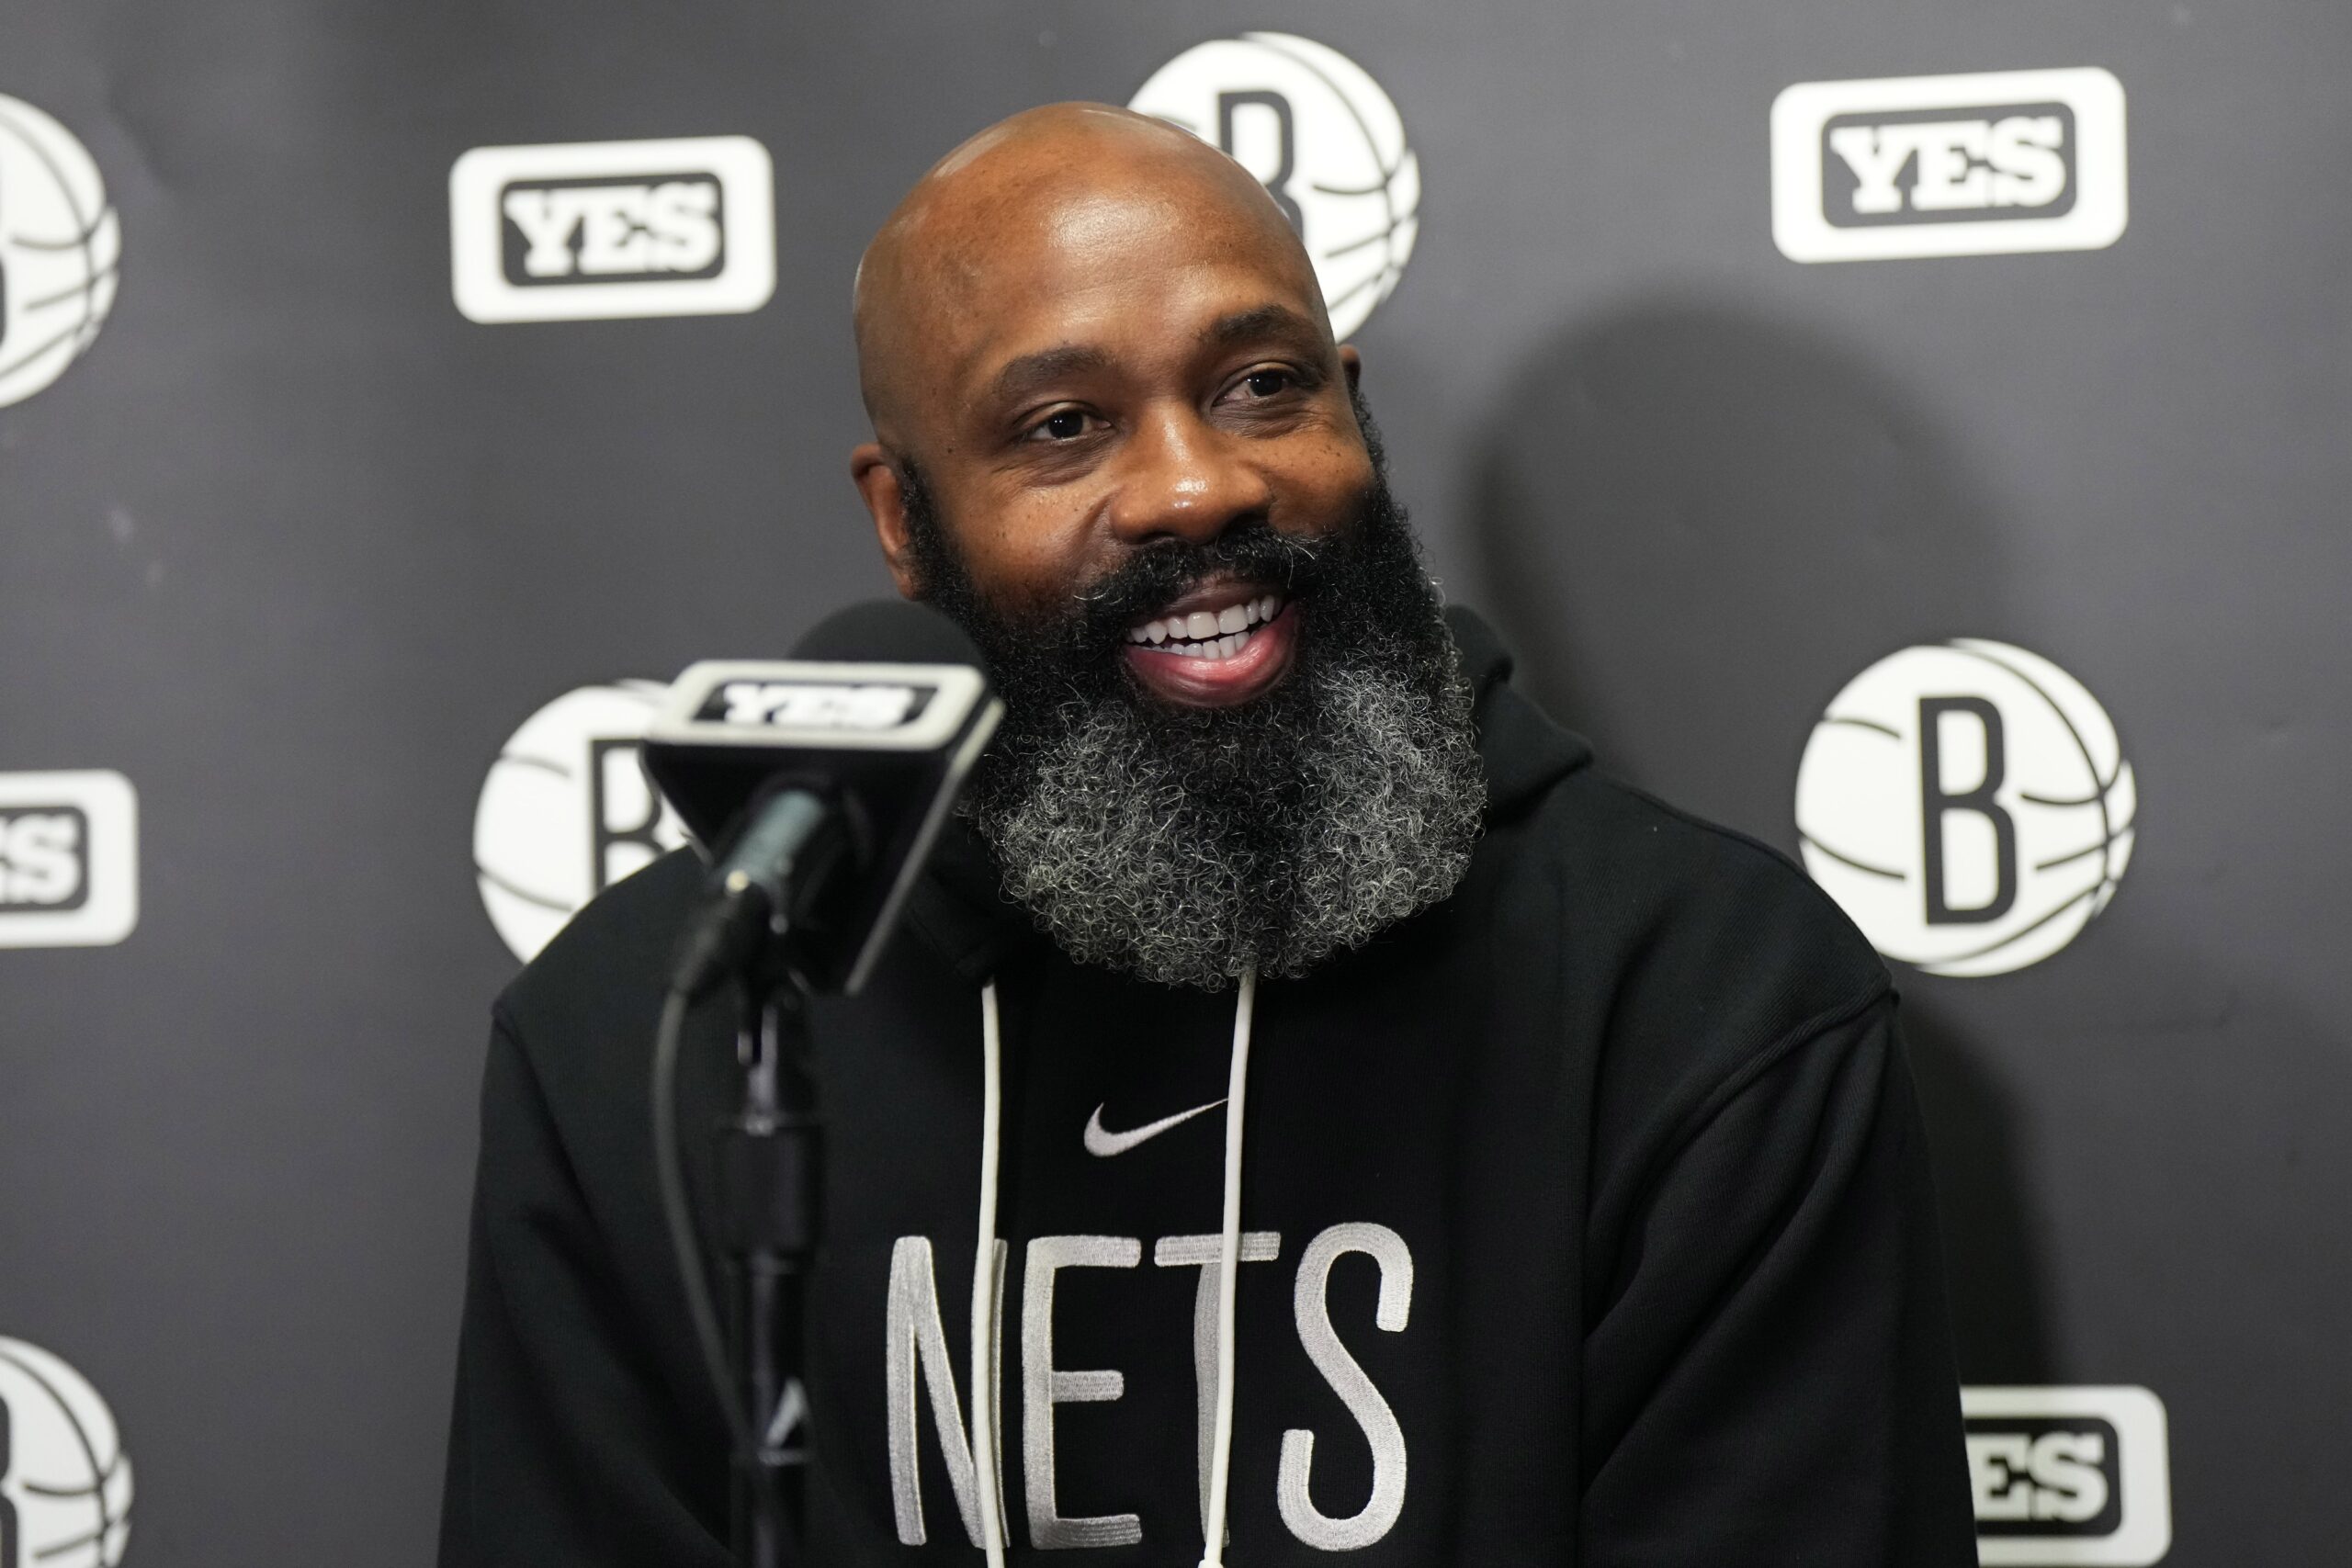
xmin=987 ymin=343 xmax=1115 ymax=407
xmin=1200 ymin=304 xmax=1325 ymax=352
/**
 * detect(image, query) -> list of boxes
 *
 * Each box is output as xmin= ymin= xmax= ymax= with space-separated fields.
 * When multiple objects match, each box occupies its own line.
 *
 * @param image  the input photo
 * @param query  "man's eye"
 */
xmin=1030 ymin=410 xmax=1091 ymax=441
xmin=1238 ymin=369 xmax=1294 ymax=399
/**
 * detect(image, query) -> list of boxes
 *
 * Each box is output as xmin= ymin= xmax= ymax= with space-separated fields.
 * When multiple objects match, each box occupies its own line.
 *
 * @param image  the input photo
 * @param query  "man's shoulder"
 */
xmin=1501 ymin=749 xmax=1880 ymax=976
xmin=1566 ymin=768 xmax=1882 ymax=987
xmin=1485 ymin=756 xmax=1894 ymax=1117
xmin=1464 ymin=652 xmax=1883 ymax=1017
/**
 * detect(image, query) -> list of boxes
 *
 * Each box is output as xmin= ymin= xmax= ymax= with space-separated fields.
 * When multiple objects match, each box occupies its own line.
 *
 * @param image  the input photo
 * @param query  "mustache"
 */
xmin=1061 ymin=519 xmax=1327 ymax=656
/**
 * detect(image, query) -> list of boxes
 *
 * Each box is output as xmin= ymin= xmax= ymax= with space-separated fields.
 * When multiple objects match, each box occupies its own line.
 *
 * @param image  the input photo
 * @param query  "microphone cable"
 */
xmin=650 ymin=987 xmax=765 ymax=1472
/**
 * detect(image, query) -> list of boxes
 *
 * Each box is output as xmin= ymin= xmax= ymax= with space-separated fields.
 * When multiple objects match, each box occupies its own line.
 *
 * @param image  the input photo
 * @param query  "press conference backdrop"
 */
xmin=3 ymin=2 xmax=2345 ymax=1562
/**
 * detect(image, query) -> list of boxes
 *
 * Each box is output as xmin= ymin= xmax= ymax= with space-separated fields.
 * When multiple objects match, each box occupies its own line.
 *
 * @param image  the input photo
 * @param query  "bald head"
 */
xmin=853 ymin=103 xmax=1323 ymax=449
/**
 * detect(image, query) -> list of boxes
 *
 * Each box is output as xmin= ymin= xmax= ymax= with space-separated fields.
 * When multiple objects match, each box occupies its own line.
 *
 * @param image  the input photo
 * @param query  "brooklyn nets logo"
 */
xmin=1130 ymin=33 xmax=1419 ymax=341
xmin=0 ymin=1337 xmax=132 ymax=1567
xmin=0 ymin=96 xmax=120 ymax=408
xmin=474 ymin=682 xmax=688 ymax=962
xmin=1795 ymin=640 xmax=2135 ymax=977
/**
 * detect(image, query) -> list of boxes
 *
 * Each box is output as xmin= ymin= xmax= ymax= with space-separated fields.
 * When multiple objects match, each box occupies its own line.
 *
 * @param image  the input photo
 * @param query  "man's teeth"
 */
xmin=1125 ymin=594 xmax=1284 ymax=659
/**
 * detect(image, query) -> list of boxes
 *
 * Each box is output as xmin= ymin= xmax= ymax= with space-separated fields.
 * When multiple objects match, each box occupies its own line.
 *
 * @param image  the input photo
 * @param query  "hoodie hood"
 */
xmin=1442 ymin=602 xmax=1594 ymax=816
xmin=903 ymin=604 xmax=1593 ymax=987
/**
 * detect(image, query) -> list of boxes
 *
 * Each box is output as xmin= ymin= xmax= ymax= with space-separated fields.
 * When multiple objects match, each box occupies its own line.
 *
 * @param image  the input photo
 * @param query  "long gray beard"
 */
xmin=969 ymin=642 xmax=1485 ymax=990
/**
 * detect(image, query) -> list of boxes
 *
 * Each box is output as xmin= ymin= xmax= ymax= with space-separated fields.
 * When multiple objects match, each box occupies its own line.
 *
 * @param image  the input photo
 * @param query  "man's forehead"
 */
xmin=940 ymin=203 xmax=1323 ymax=385
xmin=856 ymin=104 xmax=1323 ymax=431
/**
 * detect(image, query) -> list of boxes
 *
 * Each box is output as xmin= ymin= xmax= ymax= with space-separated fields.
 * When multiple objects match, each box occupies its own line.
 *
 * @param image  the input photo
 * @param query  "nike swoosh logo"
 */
xmin=1084 ymin=1099 xmax=1226 ymax=1158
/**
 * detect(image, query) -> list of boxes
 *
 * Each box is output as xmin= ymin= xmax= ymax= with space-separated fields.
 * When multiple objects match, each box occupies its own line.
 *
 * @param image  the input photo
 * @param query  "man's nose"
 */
xmin=1105 ymin=407 xmax=1272 ymax=548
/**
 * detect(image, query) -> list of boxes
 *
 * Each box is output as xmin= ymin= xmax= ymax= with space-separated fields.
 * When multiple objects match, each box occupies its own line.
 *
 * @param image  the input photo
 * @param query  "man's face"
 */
xmin=858 ymin=173 xmax=1374 ymax=711
xmin=849 ymin=114 xmax=1484 ymax=989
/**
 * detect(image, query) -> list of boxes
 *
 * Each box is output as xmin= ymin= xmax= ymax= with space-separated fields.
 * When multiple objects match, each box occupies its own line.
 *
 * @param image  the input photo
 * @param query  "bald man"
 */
xmin=440 ymin=107 xmax=1976 ymax=1566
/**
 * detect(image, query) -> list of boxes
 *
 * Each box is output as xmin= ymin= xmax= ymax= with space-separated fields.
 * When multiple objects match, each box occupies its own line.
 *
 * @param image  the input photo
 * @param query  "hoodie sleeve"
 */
xmin=437 ymin=1010 xmax=732 ymax=1568
xmin=1578 ymin=994 xmax=1977 ymax=1566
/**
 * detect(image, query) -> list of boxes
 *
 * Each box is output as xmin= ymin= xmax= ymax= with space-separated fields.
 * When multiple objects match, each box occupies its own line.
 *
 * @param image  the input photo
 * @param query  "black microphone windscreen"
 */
xmin=789 ymin=599 xmax=982 ymax=669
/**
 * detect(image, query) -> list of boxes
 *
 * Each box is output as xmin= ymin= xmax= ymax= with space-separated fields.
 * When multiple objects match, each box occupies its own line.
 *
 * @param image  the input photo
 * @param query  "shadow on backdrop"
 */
xmin=1457 ymin=299 xmax=2052 ymax=1382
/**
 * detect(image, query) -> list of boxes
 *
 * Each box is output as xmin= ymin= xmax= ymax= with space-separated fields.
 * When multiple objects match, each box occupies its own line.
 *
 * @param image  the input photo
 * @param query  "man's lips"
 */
xmin=1117 ymin=581 xmax=1297 ymax=708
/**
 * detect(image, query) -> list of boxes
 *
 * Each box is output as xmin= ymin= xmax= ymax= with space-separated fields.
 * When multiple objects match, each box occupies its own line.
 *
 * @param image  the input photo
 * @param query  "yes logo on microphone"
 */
xmin=705 ymin=681 xmax=931 ymax=733
xmin=1131 ymin=33 xmax=1419 ymax=341
xmin=475 ymin=682 xmax=689 ymax=962
xmin=1794 ymin=640 xmax=2134 ymax=977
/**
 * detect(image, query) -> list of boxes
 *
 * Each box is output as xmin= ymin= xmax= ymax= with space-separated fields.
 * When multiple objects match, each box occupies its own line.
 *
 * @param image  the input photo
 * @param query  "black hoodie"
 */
xmin=438 ymin=608 xmax=1976 ymax=1566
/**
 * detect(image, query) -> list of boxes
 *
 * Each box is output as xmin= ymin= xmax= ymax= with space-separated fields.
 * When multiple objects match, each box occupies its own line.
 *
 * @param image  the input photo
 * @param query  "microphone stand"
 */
xmin=719 ymin=957 xmax=820 ymax=1568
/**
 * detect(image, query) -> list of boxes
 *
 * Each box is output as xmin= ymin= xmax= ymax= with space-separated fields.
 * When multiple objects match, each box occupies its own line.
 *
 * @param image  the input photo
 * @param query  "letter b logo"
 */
xmin=1795 ymin=641 xmax=2134 ymax=976
xmin=1918 ymin=695 xmax=2018 ymax=926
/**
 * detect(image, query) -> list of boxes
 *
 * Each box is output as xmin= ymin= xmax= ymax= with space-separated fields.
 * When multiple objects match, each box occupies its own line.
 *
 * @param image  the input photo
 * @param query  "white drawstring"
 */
xmin=969 ymin=968 xmax=1260 ymax=1566
xmin=971 ymin=981 xmax=1007 ymax=1567
xmin=1199 ymin=965 xmax=1258 ymax=1568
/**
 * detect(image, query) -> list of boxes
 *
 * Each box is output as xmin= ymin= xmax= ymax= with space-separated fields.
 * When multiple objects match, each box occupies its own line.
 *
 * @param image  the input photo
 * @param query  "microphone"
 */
xmin=641 ymin=600 xmax=1002 ymax=999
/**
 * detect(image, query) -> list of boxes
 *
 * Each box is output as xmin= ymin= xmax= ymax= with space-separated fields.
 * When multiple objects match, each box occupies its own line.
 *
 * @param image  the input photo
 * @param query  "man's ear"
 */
xmin=1339 ymin=344 xmax=1363 ymax=393
xmin=850 ymin=442 xmax=922 ymax=599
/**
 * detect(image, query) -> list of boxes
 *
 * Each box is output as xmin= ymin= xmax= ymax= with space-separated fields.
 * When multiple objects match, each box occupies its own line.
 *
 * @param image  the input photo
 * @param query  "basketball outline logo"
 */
xmin=1794 ymin=638 xmax=2135 ymax=977
xmin=1130 ymin=32 xmax=1419 ymax=341
xmin=473 ymin=681 xmax=689 ymax=963
xmin=0 ymin=96 xmax=120 ymax=408
xmin=0 ymin=1337 xmax=132 ymax=1568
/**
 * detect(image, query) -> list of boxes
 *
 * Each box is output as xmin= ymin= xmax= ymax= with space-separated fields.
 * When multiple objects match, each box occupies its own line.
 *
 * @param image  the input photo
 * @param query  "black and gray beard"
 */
xmin=901 ymin=409 xmax=1484 ymax=990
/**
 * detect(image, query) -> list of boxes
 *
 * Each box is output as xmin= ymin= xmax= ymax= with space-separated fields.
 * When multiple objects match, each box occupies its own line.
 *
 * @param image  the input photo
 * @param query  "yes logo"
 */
xmin=1826 ymin=110 xmax=2072 ymax=220
xmin=449 ymin=136 xmax=775 ymax=322
xmin=710 ymin=682 xmax=926 ymax=732
xmin=501 ymin=176 xmax=723 ymax=283
xmin=1963 ymin=1386 xmax=2170 ymax=1565
xmin=1772 ymin=69 xmax=2126 ymax=261
xmin=0 ymin=772 xmax=138 ymax=949
xmin=1794 ymin=641 xmax=2134 ymax=976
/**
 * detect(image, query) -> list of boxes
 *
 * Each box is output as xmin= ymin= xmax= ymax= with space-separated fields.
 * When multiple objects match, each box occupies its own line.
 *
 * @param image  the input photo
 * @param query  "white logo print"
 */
xmin=474 ymin=682 xmax=689 ymax=962
xmin=715 ymin=682 xmax=923 ymax=732
xmin=1794 ymin=640 xmax=2135 ymax=977
xmin=0 ymin=771 xmax=138 ymax=949
xmin=0 ymin=1337 xmax=133 ymax=1567
xmin=1131 ymin=33 xmax=1419 ymax=341
xmin=1772 ymin=68 xmax=2126 ymax=262
xmin=1963 ymin=1386 xmax=2170 ymax=1565
xmin=1082 ymin=1100 xmax=1226 ymax=1157
xmin=0 ymin=96 xmax=120 ymax=407
xmin=448 ymin=135 xmax=775 ymax=322
xmin=887 ymin=1224 xmax=1411 ymax=1552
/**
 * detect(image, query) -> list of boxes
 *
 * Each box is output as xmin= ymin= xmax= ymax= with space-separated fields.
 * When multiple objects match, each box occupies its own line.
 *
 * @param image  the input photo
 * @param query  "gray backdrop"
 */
xmin=3 ymin=2 xmax=2346 ymax=1563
